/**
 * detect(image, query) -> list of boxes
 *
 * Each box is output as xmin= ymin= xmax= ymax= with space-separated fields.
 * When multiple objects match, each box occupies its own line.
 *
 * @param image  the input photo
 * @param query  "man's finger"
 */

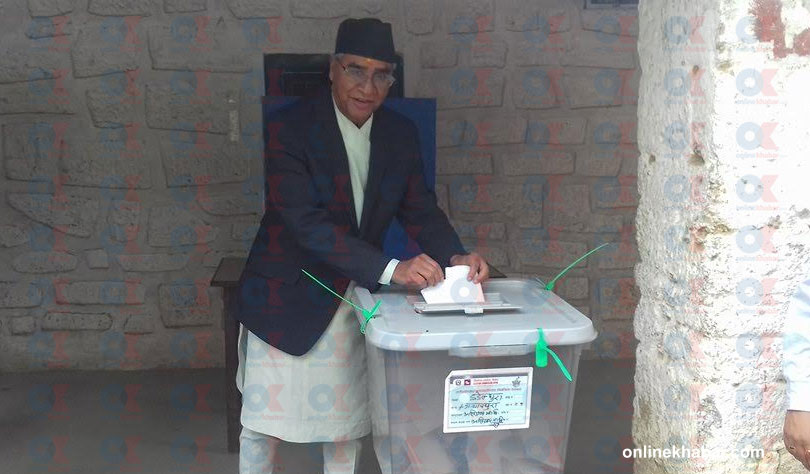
xmin=467 ymin=261 xmax=478 ymax=281
xmin=476 ymin=261 xmax=490 ymax=283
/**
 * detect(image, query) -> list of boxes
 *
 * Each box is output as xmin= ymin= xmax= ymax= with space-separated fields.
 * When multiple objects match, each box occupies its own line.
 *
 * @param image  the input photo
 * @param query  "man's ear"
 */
xmin=328 ymin=59 xmax=334 ymax=82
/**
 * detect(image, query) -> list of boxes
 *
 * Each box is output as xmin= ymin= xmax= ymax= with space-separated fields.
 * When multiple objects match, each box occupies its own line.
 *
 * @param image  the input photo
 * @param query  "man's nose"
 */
xmin=357 ymin=76 xmax=375 ymax=95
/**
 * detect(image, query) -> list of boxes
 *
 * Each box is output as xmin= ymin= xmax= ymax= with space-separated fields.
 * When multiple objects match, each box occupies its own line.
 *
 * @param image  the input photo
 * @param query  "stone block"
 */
xmin=232 ymin=221 xmax=259 ymax=241
xmin=543 ymin=184 xmax=624 ymax=232
xmin=592 ymin=277 xmax=639 ymax=321
xmin=71 ymin=27 xmax=142 ymax=78
xmin=57 ymin=281 xmax=146 ymax=305
xmin=470 ymin=40 xmax=507 ymax=67
xmin=148 ymin=205 xmax=218 ymax=248
xmin=436 ymin=150 xmax=492 ymax=175
xmin=504 ymin=0 xmax=570 ymax=33
xmin=291 ymin=0 xmax=350 ymax=18
xmin=86 ymin=73 xmax=142 ymax=128
xmin=511 ymin=67 xmax=565 ymax=109
xmin=10 ymin=316 xmax=36 ymax=335
xmin=580 ymin=8 xmax=638 ymax=37
xmin=159 ymin=283 xmax=217 ymax=327
xmin=145 ymin=80 xmax=237 ymax=133
xmin=449 ymin=181 xmax=544 ymax=226
xmin=28 ymin=0 xmax=74 ymax=16
xmin=8 ymin=194 xmax=100 ymax=237
xmin=202 ymin=248 xmax=248 ymax=267
xmin=405 ymin=0 xmax=434 ymax=34
xmin=563 ymin=67 xmax=635 ymax=109
xmin=593 ymin=176 xmax=639 ymax=209
xmin=25 ymin=16 xmax=74 ymax=39
xmin=199 ymin=191 xmax=263 ymax=216
xmin=0 ymin=225 xmax=30 ymax=248
xmin=147 ymin=22 xmax=252 ymax=72
xmin=526 ymin=117 xmax=587 ymax=146
xmin=418 ymin=69 xmax=505 ymax=109
xmin=60 ymin=128 xmax=152 ymax=188
xmin=88 ymin=0 xmax=153 ymax=15
xmin=123 ymin=313 xmax=155 ymax=333
xmin=3 ymin=121 xmax=67 ymax=181
xmin=576 ymin=148 xmax=623 ymax=176
xmin=460 ymin=244 xmax=509 ymax=268
xmin=515 ymin=230 xmax=587 ymax=268
xmin=165 ymin=0 xmax=206 ymax=12
xmin=555 ymin=276 xmax=588 ymax=300
xmin=103 ymin=200 xmax=142 ymax=248
xmin=12 ymin=252 xmax=78 ymax=273
xmin=86 ymin=249 xmax=110 ymax=268
xmin=595 ymin=240 xmax=639 ymax=269
xmin=0 ymin=282 xmax=43 ymax=308
xmin=562 ymin=30 xmax=636 ymax=69
xmin=451 ymin=221 xmax=507 ymax=241
xmin=117 ymin=254 xmax=190 ymax=272
xmin=226 ymin=0 xmax=283 ymax=18
xmin=444 ymin=0 xmax=494 ymax=34
xmin=588 ymin=115 xmax=638 ymax=145
xmin=420 ymin=41 xmax=458 ymax=69
xmin=0 ymin=80 xmax=75 ymax=114
xmin=42 ymin=311 xmax=112 ymax=330
xmin=462 ymin=116 xmax=528 ymax=146
xmin=502 ymin=150 xmax=575 ymax=175
xmin=512 ymin=38 xmax=565 ymax=66
xmin=0 ymin=45 xmax=69 ymax=84
xmin=159 ymin=131 xmax=249 ymax=187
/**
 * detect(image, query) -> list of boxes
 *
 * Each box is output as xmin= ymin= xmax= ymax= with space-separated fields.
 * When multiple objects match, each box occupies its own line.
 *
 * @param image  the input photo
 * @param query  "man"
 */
xmin=784 ymin=275 xmax=810 ymax=471
xmin=236 ymin=18 xmax=489 ymax=473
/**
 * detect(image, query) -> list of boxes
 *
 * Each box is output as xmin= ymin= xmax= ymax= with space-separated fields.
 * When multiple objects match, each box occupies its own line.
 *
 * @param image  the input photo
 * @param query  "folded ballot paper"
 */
xmin=420 ymin=265 xmax=485 ymax=305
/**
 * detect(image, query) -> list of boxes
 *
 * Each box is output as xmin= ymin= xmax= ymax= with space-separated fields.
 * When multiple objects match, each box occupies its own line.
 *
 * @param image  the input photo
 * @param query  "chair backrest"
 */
xmin=261 ymin=96 xmax=436 ymax=260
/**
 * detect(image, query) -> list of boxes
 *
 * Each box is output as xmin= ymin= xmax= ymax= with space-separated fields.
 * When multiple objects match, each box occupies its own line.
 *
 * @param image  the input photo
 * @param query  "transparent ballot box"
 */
xmin=353 ymin=278 xmax=597 ymax=474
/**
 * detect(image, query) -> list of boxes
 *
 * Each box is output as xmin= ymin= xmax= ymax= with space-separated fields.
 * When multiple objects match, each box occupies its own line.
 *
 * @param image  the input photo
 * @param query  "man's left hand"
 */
xmin=784 ymin=410 xmax=810 ymax=471
xmin=449 ymin=252 xmax=489 ymax=284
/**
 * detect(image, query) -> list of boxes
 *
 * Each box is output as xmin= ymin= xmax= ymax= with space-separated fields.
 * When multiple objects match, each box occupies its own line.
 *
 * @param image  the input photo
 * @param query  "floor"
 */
xmin=0 ymin=359 xmax=633 ymax=473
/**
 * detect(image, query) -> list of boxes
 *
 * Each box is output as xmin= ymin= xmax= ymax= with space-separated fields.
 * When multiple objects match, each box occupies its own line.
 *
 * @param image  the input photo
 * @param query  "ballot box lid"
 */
xmin=353 ymin=278 xmax=597 ymax=352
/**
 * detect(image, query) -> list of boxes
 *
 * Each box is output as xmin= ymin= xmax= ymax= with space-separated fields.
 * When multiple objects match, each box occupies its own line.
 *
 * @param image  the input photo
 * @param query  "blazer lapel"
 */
xmin=314 ymin=90 xmax=360 ymax=233
xmin=359 ymin=111 xmax=389 ymax=238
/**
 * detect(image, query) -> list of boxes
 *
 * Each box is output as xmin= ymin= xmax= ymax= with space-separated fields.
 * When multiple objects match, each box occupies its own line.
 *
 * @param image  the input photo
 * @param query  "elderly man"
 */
xmin=236 ymin=18 xmax=488 ymax=473
xmin=784 ymin=275 xmax=810 ymax=471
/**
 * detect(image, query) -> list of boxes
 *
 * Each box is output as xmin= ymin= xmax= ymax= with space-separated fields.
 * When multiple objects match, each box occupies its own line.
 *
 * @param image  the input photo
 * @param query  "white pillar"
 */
xmin=635 ymin=0 xmax=810 ymax=472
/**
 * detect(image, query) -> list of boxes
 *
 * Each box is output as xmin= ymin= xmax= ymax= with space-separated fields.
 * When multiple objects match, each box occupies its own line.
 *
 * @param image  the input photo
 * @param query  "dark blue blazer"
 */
xmin=238 ymin=87 xmax=467 ymax=356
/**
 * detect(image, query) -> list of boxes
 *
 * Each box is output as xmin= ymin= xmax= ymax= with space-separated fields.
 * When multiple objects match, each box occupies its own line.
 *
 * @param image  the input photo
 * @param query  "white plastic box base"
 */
xmin=365 ymin=341 xmax=584 ymax=474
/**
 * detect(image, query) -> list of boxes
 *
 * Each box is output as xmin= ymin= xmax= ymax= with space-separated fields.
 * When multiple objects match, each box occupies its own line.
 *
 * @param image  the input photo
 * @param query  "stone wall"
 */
xmin=634 ymin=0 xmax=810 ymax=472
xmin=0 ymin=0 xmax=640 ymax=370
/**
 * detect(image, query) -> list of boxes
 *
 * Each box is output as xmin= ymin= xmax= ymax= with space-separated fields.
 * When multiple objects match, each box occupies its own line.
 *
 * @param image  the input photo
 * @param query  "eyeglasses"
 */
xmin=336 ymin=59 xmax=396 ymax=90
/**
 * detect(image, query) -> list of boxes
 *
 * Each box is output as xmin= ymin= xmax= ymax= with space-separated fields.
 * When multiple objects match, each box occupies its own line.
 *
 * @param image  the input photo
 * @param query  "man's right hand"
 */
xmin=391 ymin=253 xmax=444 ymax=289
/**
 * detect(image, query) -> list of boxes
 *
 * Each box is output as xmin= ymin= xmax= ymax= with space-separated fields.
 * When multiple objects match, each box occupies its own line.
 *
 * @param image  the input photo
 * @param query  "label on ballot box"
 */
xmin=443 ymin=367 xmax=533 ymax=433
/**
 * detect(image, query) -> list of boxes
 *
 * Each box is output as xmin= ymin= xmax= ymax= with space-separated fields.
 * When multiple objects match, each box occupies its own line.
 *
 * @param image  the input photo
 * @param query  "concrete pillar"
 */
xmin=634 ymin=0 xmax=810 ymax=472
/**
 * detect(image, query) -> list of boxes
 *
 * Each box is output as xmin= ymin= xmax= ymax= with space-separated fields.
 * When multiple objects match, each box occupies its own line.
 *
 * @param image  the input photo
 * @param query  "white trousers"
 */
xmin=239 ymin=426 xmax=362 ymax=474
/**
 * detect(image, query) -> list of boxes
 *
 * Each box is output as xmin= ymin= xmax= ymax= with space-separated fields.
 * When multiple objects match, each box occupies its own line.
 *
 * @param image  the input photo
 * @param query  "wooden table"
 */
xmin=211 ymin=257 xmax=246 ymax=453
xmin=210 ymin=256 xmax=506 ymax=453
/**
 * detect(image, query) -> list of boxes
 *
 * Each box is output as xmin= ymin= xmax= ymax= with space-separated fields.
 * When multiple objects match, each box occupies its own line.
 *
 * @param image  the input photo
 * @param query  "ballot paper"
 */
xmin=421 ymin=265 xmax=485 ymax=304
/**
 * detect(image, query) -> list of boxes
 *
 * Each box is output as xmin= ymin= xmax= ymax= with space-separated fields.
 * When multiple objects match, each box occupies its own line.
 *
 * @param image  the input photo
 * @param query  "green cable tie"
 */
xmin=359 ymin=300 xmax=381 ymax=335
xmin=536 ymin=328 xmax=573 ymax=382
xmin=301 ymin=268 xmax=381 ymax=334
xmin=545 ymin=242 xmax=611 ymax=292
xmin=535 ymin=328 xmax=548 ymax=367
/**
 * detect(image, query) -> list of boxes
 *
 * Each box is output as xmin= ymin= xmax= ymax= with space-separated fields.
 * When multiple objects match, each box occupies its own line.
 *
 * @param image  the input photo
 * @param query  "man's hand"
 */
xmin=785 ymin=410 xmax=810 ymax=471
xmin=391 ymin=253 xmax=444 ymax=289
xmin=449 ymin=252 xmax=489 ymax=284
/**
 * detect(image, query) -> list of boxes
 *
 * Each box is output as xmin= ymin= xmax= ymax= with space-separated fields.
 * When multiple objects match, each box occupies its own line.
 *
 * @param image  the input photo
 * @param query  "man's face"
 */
xmin=329 ymin=53 xmax=393 ymax=127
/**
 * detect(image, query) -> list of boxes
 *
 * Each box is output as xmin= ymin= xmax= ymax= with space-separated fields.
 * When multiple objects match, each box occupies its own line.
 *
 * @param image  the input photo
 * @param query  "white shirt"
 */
xmin=332 ymin=94 xmax=398 ymax=285
xmin=784 ymin=276 xmax=810 ymax=411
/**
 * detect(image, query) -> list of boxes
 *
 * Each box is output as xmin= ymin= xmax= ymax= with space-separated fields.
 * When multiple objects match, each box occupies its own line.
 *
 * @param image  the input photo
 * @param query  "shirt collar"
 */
xmin=332 ymin=93 xmax=373 ymax=140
